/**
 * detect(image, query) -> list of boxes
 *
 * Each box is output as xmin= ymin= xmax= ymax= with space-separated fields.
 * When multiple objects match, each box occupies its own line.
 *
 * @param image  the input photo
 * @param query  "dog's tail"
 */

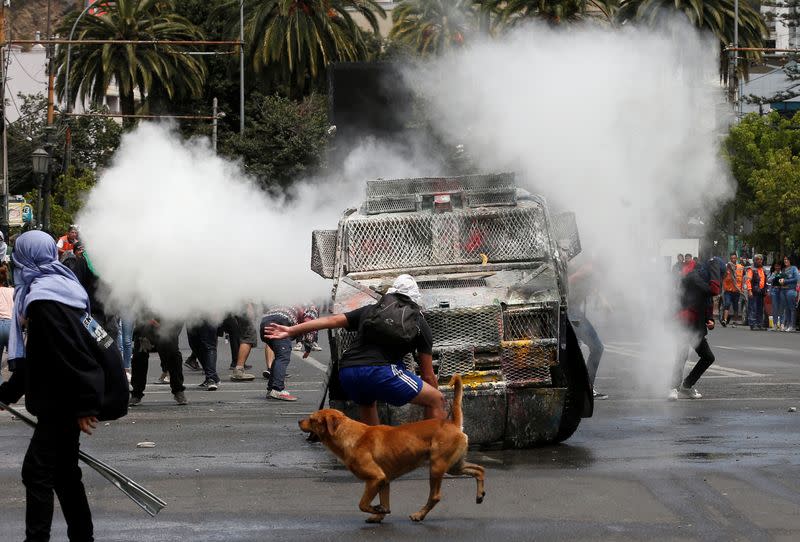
xmin=450 ymin=374 xmax=463 ymax=428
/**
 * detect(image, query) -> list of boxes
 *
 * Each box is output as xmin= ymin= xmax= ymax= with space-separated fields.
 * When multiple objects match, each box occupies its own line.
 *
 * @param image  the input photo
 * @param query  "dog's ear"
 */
xmin=325 ymin=413 xmax=341 ymax=436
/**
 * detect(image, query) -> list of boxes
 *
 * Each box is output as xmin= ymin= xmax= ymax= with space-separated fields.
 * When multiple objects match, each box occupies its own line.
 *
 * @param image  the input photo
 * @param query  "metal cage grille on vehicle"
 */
xmin=344 ymin=206 xmax=549 ymax=272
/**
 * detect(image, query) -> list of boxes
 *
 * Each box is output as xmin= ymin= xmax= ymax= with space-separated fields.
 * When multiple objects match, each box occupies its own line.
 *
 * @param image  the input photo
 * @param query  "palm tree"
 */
xmin=615 ymin=0 xmax=767 ymax=82
xmin=54 ymin=0 xmax=208 ymax=129
xmin=390 ymin=0 xmax=478 ymax=56
xmin=494 ymin=0 xmax=615 ymax=26
xmin=229 ymin=0 xmax=386 ymax=89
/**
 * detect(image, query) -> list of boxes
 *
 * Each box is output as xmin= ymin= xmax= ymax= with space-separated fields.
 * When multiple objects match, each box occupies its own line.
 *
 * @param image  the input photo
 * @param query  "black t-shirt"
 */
xmin=338 ymin=305 xmax=433 ymax=369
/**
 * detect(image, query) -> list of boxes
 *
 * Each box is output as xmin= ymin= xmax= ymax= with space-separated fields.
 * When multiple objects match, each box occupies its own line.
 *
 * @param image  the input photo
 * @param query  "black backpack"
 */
xmin=359 ymin=293 xmax=422 ymax=348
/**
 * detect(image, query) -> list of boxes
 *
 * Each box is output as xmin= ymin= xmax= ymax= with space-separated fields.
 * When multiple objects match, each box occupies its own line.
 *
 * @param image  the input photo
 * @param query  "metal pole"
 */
xmin=240 ymin=0 xmax=245 ymax=134
xmin=734 ymin=0 xmax=740 ymax=115
xmin=0 ymin=2 xmax=8 ymax=239
xmin=65 ymin=1 xmax=101 ymax=118
xmin=212 ymin=97 xmax=218 ymax=152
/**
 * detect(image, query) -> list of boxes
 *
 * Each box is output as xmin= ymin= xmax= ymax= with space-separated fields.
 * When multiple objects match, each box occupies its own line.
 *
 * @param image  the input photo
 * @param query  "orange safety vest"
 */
xmin=746 ymin=267 xmax=766 ymax=293
xmin=723 ymin=263 xmax=744 ymax=292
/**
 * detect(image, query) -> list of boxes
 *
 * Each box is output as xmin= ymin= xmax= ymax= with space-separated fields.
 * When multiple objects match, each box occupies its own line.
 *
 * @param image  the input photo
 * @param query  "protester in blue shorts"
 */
xmin=263 ymin=275 xmax=445 ymax=425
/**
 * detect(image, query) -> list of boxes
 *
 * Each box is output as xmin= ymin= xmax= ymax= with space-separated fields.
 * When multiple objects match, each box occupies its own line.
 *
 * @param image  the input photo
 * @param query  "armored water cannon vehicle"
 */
xmin=310 ymin=173 xmax=592 ymax=447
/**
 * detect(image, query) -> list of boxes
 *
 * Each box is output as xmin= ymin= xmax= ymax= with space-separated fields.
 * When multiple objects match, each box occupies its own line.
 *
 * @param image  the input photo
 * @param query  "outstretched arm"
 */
xmin=263 ymin=314 xmax=348 ymax=341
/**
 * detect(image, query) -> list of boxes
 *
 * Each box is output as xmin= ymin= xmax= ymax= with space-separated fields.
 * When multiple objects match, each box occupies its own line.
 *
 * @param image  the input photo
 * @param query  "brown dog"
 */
xmin=299 ymin=374 xmax=485 ymax=523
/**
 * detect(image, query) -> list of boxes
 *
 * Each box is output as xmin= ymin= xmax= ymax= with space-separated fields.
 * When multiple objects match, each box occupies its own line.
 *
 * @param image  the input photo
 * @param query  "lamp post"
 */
xmin=31 ymin=147 xmax=50 ymax=229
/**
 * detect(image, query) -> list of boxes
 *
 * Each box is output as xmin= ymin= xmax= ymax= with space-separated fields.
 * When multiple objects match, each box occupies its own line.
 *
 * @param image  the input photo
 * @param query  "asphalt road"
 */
xmin=0 ymin=325 xmax=798 ymax=541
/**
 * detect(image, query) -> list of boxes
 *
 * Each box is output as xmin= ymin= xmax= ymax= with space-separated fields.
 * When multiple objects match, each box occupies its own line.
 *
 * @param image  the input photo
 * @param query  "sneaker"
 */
xmin=730 ymin=323 xmax=737 ymax=328
xmin=267 ymin=389 xmax=298 ymax=402
xmin=207 ymin=381 xmax=219 ymax=391
xmin=720 ymin=319 xmax=727 ymax=327
xmin=262 ymin=369 xmax=271 ymax=380
xmin=230 ymin=367 xmax=255 ymax=381
xmin=129 ymin=395 xmax=142 ymax=406
xmin=198 ymin=379 xmax=210 ymax=388
xmin=156 ymin=372 xmax=170 ymax=384
xmin=311 ymin=342 xmax=323 ymax=351
xmin=668 ymin=388 xmax=679 ymax=401
xmin=786 ymin=326 xmax=795 ymax=332
xmin=185 ymin=358 xmax=202 ymax=372
xmin=293 ymin=343 xmax=303 ymax=351
xmin=173 ymin=391 xmax=188 ymax=405
xmin=678 ymin=386 xmax=702 ymax=399
xmin=592 ymin=389 xmax=609 ymax=400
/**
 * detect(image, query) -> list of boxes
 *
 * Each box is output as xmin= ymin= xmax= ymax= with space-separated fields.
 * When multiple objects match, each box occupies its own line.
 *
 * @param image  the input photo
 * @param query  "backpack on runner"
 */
xmin=359 ymin=293 xmax=422 ymax=348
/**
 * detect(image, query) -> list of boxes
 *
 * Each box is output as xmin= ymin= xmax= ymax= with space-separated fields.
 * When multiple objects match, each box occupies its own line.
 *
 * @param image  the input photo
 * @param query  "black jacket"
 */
xmin=0 ymin=300 xmax=128 ymax=421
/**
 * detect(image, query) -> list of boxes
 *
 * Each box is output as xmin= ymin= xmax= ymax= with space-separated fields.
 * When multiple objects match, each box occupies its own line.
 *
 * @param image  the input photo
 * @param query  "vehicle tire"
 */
xmin=552 ymin=320 xmax=591 ymax=443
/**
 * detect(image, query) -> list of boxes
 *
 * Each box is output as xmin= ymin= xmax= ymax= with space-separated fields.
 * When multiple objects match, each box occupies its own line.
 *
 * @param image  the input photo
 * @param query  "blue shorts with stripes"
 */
xmin=338 ymin=364 xmax=423 ymax=406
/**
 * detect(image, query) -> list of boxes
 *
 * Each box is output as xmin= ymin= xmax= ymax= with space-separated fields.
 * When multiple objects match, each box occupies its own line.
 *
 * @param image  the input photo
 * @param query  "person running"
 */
xmin=721 ymin=252 xmax=744 ymax=327
xmin=780 ymin=256 xmax=798 ymax=332
xmin=669 ymin=257 xmax=722 ymax=400
xmin=0 ymin=230 xmax=128 ymax=541
xmin=258 ymin=305 xmax=319 ymax=401
xmin=745 ymin=254 xmax=767 ymax=330
xmin=265 ymin=275 xmax=445 ymax=423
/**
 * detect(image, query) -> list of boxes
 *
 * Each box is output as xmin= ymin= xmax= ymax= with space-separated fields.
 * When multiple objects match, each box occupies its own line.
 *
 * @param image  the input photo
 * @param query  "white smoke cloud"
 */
xmin=78 ymin=124 xmax=436 ymax=322
xmin=407 ymin=21 xmax=732 ymax=393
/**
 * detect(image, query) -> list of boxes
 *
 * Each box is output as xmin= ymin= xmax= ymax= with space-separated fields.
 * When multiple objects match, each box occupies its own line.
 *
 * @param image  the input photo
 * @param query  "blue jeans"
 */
xmin=783 ymin=289 xmax=797 ymax=329
xmin=260 ymin=315 xmax=292 ymax=392
xmin=187 ymin=322 xmax=219 ymax=383
xmin=117 ymin=317 xmax=134 ymax=370
xmin=722 ymin=292 xmax=740 ymax=317
xmin=771 ymin=291 xmax=783 ymax=326
xmin=748 ymin=294 xmax=765 ymax=327
xmin=0 ymin=318 xmax=9 ymax=384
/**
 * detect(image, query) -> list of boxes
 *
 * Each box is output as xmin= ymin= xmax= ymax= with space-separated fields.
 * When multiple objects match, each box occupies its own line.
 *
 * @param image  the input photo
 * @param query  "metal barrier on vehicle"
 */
xmin=344 ymin=206 xmax=549 ymax=272
xmin=311 ymin=230 xmax=337 ymax=278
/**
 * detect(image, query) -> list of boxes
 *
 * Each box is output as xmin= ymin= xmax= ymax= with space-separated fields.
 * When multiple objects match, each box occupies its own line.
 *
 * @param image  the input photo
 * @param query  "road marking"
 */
xmin=605 ymin=342 xmax=767 ymax=378
xmin=299 ymin=353 xmax=328 ymax=373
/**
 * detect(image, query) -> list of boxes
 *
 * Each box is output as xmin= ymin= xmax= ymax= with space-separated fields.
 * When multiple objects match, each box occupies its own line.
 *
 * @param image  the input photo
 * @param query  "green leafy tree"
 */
xmin=223 ymin=0 xmax=385 ymax=93
xmin=54 ymin=0 xmax=208 ymax=128
xmin=48 ymin=168 xmax=98 ymax=238
xmin=724 ymin=111 xmax=800 ymax=253
xmin=6 ymin=94 xmax=121 ymax=195
xmin=616 ymin=0 xmax=767 ymax=81
xmin=748 ymin=149 xmax=800 ymax=254
xmin=390 ymin=0 xmax=477 ymax=56
xmin=218 ymin=93 xmax=329 ymax=189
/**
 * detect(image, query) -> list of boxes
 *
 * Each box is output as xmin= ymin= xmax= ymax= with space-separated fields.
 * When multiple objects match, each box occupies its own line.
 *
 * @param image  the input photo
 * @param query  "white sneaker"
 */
xmin=668 ymin=388 xmax=679 ymax=401
xmin=267 ymin=389 xmax=298 ymax=402
xmin=293 ymin=343 xmax=303 ymax=351
xmin=156 ymin=372 xmax=170 ymax=384
xmin=678 ymin=386 xmax=702 ymax=399
xmin=311 ymin=342 xmax=323 ymax=351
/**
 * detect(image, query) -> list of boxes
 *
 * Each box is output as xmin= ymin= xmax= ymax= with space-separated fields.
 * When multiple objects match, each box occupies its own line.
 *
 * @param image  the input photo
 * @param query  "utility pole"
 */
xmin=212 ymin=97 xmax=218 ymax=152
xmin=0 ymin=0 xmax=9 ymax=240
xmin=239 ymin=0 xmax=244 ymax=134
xmin=42 ymin=0 xmax=55 ymax=230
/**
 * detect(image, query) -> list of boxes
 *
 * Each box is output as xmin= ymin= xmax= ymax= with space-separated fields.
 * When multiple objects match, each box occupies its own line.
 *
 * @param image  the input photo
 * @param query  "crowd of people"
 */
xmin=0 ymin=227 xmax=325 ymax=406
xmin=676 ymin=251 xmax=800 ymax=331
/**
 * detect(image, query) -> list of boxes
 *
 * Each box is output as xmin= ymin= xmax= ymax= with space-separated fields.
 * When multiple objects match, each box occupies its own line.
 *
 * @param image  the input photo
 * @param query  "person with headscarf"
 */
xmin=0 ymin=230 xmax=128 ymax=541
xmin=0 ymin=230 xmax=8 ymax=262
xmin=669 ymin=256 xmax=723 ymax=401
xmin=264 ymin=275 xmax=445 ymax=425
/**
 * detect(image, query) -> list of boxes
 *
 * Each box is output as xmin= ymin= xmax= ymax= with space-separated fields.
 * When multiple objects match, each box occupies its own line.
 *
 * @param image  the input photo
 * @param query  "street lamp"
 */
xmin=31 ymin=148 xmax=51 ymax=229
xmin=31 ymin=148 xmax=50 ymax=175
